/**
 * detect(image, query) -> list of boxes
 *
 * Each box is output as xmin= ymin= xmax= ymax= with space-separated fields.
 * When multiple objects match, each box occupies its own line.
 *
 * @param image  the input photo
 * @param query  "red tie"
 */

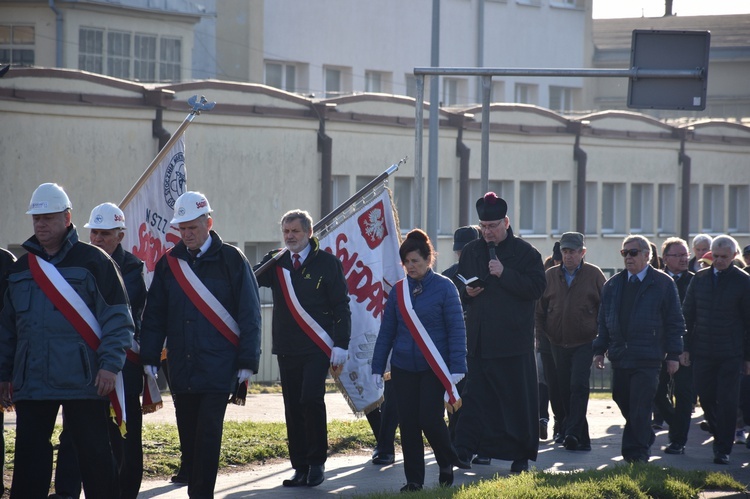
xmin=293 ymin=254 xmax=301 ymax=270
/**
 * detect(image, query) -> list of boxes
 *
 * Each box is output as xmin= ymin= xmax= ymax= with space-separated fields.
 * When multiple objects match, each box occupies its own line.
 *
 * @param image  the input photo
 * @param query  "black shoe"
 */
xmin=664 ymin=442 xmax=685 ymax=455
xmin=471 ymin=455 xmax=491 ymax=465
xmin=700 ymin=421 xmax=714 ymax=434
xmin=553 ymin=433 xmax=565 ymax=444
xmin=373 ymin=453 xmax=395 ymax=465
xmin=651 ymin=422 xmax=664 ymax=430
xmin=438 ymin=467 xmax=454 ymax=487
xmin=539 ymin=418 xmax=549 ymax=440
xmin=453 ymin=450 xmax=472 ymax=469
xmin=624 ymin=456 xmax=648 ymax=464
xmin=282 ymin=470 xmax=308 ymax=487
xmin=307 ymin=464 xmax=325 ymax=487
xmin=170 ymin=474 xmax=189 ymax=485
xmin=713 ymin=452 xmax=729 ymax=465
xmin=510 ymin=459 xmax=528 ymax=473
xmin=400 ymin=483 xmax=423 ymax=492
xmin=564 ymin=434 xmax=579 ymax=451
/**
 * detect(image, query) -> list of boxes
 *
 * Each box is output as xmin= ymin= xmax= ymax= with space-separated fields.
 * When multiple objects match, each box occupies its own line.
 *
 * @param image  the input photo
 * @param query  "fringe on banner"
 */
xmin=142 ymin=401 xmax=163 ymax=414
xmin=330 ymin=366 xmax=384 ymax=417
xmin=110 ymin=405 xmax=127 ymax=438
xmin=229 ymin=380 xmax=248 ymax=406
xmin=0 ymin=404 xmax=14 ymax=413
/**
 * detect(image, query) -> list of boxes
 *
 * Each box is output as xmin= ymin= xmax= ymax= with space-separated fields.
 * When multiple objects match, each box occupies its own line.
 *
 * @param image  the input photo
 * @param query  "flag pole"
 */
xmin=254 ymin=157 xmax=405 ymax=277
xmin=120 ymin=95 xmax=216 ymax=209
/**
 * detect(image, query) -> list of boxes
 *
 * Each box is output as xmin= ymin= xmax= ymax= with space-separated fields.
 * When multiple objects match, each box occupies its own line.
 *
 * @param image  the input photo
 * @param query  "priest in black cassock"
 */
xmin=453 ymin=192 xmax=546 ymax=473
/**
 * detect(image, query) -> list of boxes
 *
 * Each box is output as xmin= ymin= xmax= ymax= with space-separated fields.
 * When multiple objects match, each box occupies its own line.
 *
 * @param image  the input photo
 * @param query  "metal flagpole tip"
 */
xmin=188 ymin=94 xmax=216 ymax=114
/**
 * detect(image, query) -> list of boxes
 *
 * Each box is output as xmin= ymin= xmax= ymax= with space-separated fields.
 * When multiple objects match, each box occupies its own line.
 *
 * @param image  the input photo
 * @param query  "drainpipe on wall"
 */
xmin=570 ymin=121 xmax=588 ymax=234
xmin=145 ymin=88 xmax=176 ymax=150
xmin=49 ymin=0 xmax=63 ymax=67
xmin=449 ymin=113 xmax=471 ymax=227
xmin=314 ymin=103 xmax=333 ymax=217
xmin=678 ymin=129 xmax=692 ymax=241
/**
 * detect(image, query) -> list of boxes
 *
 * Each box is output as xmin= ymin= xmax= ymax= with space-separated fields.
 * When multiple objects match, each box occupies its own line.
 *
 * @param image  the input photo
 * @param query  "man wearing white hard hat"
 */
xmin=140 ymin=191 xmax=262 ymax=498
xmin=0 ymin=183 xmax=134 ymax=498
xmin=54 ymin=202 xmax=148 ymax=499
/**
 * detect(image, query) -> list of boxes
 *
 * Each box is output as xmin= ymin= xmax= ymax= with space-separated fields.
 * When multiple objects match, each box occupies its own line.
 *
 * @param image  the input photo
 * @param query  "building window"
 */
xmin=438 ymin=178 xmax=453 ymax=235
xmin=658 ymin=184 xmax=676 ymax=234
xmin=331 ymin=175 xmax=350 ymax=209
xmin=79 ymin=28 xmax=104 ymax=74
xmin=159 ymin=37 xmax=181 ymax=82
xmin=702 ymin=185 xmax=724 ymax=233
xmin=630 ymin=183 xmax=653 ymax=234
xmin=324 ymin=67 xmax=342 ymax=98
xmin=689 ymin=184 xmax=699 ymax=234
xmin=107 ymin=31 xmax=131 ymax=79
xmin=78 ymin=28 xmax=180 ymax=82
xmin=728 ymin=185 xmax=749 ymax=233
xmin=585 ymin=182 xmax=598 ymax=234
xmin=393 ymin=177 xmax=413 ymax=230
xmin=0 ymin=25 xmax=35 ymax=66
xmin=551 ymin=181 xmax=571 ymax=234
xmin=443 ymin=78 xmax=465 ymax=106
xmin=265 ymin=61 xmax=297 ymax=92
xmin=134 ymin=34 xmax=156 ymax=81
xmin=602 ymin=183 xmax=626 ymax=234
xmin=405 ymin=74 xmax=417 ymax=98
xmin=519 ymin=181 xmax=545 ymax=235
xmin=490 ymin=81 xmax=505 ymax=103
xmin=514 ymin=83 xmax=537 ymax=105
xmin=549 ymin=86 xmax=576 ymax=113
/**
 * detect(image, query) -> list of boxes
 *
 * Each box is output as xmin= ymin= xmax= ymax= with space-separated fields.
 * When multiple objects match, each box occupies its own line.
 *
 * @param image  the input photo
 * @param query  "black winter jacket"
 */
xmin=593 ymin=266 xmax=684 ymax=369
xmin=682 ymin=265 xmax=750 ymax=360
xmin=256 ymin=238 xmax=351 ymax=356
xmin=140 ymin=231 xmax=262 ymax=393
xmin=457 ymin=227 xmax=546 ymax=358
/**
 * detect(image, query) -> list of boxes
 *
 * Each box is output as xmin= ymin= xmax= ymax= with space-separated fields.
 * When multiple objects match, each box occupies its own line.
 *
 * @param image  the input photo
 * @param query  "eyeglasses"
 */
xmin=665 ymin=253 xmax=689 ymax=258
xmin=479 ymin=222 xmax=502 ymax=231
xmin=620 ymin=249 xmax=642 ymax=257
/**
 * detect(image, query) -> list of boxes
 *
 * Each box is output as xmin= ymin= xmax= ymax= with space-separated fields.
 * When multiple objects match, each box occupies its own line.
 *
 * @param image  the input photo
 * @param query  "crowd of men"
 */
xmin=0 ymin=182 xmax=749 ymax=498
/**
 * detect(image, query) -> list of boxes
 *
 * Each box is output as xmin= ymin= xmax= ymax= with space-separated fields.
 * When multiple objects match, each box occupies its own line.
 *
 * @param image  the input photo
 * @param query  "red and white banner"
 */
xmin=318 ymin=188 xmax=403 ymax=414
xmin=122 ymin=135 xmax=186 ymax=287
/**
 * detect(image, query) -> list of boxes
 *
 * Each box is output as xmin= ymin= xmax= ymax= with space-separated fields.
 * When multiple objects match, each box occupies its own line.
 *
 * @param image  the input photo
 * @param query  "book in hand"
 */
xmin=456 ymin=274 xmax=487 ymax=288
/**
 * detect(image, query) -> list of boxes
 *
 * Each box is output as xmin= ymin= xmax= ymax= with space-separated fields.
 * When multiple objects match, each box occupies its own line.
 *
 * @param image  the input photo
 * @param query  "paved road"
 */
xmin=133 ymin=394 xmax=750 ymax=498
xmin=5 ymin=393 xmax=749 ymax=497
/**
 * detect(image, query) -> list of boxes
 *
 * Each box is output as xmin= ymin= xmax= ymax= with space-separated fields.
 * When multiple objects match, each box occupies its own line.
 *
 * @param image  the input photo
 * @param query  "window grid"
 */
xmin=107 ymin=31 xmax=131 ymax=79
xmin=159 ymin=37 xmax=181 ymax=82
xmin=0 ymin=25 xmax=35 ymax=66
xmin=134 ymin=34 xmax=156 ymax=82
xmin=79 ymin=28 xmax=104 ymax=74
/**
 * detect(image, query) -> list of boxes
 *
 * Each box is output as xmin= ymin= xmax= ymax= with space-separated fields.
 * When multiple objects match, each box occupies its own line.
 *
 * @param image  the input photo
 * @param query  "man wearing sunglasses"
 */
xmin=593 ymin=235 xmax=685 ymax=464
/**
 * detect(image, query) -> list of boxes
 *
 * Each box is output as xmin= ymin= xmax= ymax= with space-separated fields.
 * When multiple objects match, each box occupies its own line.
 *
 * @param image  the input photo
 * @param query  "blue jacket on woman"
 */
xmin=372 ymin=269 xmax=467 ymax=375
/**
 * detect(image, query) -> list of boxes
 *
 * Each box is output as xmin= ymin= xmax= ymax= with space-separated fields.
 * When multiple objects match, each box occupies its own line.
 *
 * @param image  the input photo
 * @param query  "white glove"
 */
xmin=237 ymin=369 xmax=253 ymax=384
xmin=144 ymin=365 xmax=159 ymax=379
xmin=372 ymin=374 xmax=384 ymax=389
xmin=450 ymin=373 xmax=465 ymax=384
xmin=331 ymin=347 xmax=348 ymax=367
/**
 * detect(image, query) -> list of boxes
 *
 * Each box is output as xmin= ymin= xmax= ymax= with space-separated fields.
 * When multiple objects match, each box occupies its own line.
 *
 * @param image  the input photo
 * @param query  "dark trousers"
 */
xmin=653 ymin=360 xmax=693 ymax=446
xmin=173 ymin=392 xmax=229 ymax=499
xmin=12 ymin=399 xmax=116 ymax=499
xmin=693 ymin=356 xmax=742 ymax=455
xmin=55 ymin=391 xmax=143 ymax=499
xmin=612 ymin=367 xmax=659 ymax=462
xmin=539 ymin=348 xmax=565 ymax=433
xmin=278 ymin=351 xmax=330 ymax=470
xmin=550 ymin=342 xmax=592 ymax=445
xmin=391 ymin=367 xmax=458 ymax=485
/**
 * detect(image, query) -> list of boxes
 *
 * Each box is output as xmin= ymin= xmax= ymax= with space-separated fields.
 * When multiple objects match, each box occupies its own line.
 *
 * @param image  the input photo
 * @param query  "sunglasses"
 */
xmin=620 ymin=249 xmax=642 ymax=257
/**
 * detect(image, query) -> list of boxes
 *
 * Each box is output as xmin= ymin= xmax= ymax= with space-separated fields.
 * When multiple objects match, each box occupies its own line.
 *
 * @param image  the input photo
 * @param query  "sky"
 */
xmin=593 ymin=0 xmax=750 ymax=19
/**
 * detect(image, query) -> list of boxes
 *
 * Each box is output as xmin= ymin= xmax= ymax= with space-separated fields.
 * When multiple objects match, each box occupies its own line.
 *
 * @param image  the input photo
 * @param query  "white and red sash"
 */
xmin=166 ymin=252 xmax=240 ymax=347
xmin=275 ymin=265 xmax=333 ymax=357
xmin=395 ymin=279 xmax=462 ymax=412
xmin=126 ymin=339 xmax=163 ymax=414
xmin=28 ymin=254 xmax=128 ymax=434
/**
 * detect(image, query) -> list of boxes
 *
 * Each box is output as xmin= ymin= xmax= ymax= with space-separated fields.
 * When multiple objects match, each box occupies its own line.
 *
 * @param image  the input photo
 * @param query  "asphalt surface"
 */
xmin=135 ymin=393 xmax=750 ymax=498
xmin=5 ymin=393 xmax=750 ymax=497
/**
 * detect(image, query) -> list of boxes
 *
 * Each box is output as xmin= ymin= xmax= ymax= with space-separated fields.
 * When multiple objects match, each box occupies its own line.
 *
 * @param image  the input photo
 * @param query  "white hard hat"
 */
xmin=84 ymin=202 xmax=126 ymax=229
xmin=170 ymin=191 xmax=212 ymax=224
xmin=26 ymin=182 xmax=72 ymax=215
